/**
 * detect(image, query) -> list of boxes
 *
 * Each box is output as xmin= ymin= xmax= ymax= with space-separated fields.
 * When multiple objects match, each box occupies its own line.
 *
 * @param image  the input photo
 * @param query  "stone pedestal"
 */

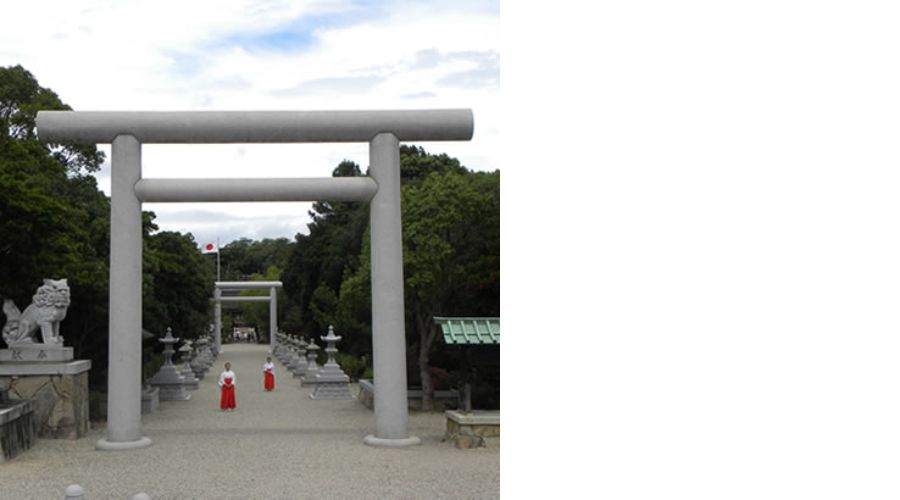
xmin=0 ymin=345 xmax=73 ymax=362
xmin=275 ymin=335 xmax=291 ymax=364
xmin=310 ymin=380 xmax=355 ymax=400
xmin=310 ymin=327 xmax=354 ymax=400
xmin=190 ymin=356 xmax=205 ymax=380
xmin=178 ymin=344 xmax=199 ymax=391
xmin=285 ymin=337 xmax=303 ymax=372
xmin=148 ymin=367 xmax=190 ymax=401
xmin=0 ymin=360 xmax=91 ymax=439
xmin=193 ymin=338 xmax=213 ymax=377
xmin=179 ymin=369 xmax=199 ymax=391
xmin=141 ymin=386 xmax=159 ymax=414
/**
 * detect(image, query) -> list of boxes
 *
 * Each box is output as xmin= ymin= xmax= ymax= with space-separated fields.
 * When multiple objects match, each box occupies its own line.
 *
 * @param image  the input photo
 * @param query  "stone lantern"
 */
xmin=301 ymin=339 xmax=320 ymax=386
xmin=291 ymin=337 xmax=309 ymax=379
xmin=147 ymin=327 xmax=190 ymax=401
xmin=178 ymin=341 xmax=199 ymax=391
xmin=310 ymin=326 xmax=354 ymax=400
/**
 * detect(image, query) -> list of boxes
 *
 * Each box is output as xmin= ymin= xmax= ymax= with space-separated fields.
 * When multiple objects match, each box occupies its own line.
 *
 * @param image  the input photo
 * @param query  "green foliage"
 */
xmin=399 ymin=145 xmax=467 ymax=184
xmin=281 ymin=149 xmax=494 ymax=350
xmin=402 ymin=170 xmax=501 ymax=318
xmin=143 ymin=352 xmax=165 ymax=382
xmin=143 ymin=227 xmax=214 ymax=339
xmin=280 ymin=146 xmax=500 ymax=409
xmin=303 ymin=148 xmax=502 ymax=410
xmin=309 ymin=283 xmax=338 ymax=332
xmin=0 ymin=65 xmax=104 ymax=175
xmin=335 ymin=352 xmax=368 ymax=381
xmin=334 ymin=265 xmax=371 ymax=355
xmin=282 ymin=160 xmax=368 ymax=337
xmin=399 ymin=168 xmax=499 ymax=408
xmin=219 ymin=237 xmax=292 ymax=280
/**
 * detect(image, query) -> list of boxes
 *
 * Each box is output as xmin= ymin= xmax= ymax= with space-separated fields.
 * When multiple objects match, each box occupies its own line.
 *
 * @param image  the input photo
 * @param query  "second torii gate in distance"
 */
xmin=213 ymin=281 xmax=282 ymax=352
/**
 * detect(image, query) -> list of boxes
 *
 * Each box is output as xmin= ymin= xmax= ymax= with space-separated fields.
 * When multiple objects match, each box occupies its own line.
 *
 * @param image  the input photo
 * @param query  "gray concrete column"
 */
xmin=269 ymin=287 xmax=277 ymax=352
xmin=363 ymin=133 xmax=420 ymax=447
xmin=214 ymin=288 xmax=222 ymax=351
xmin=96 ymin=135 xmax=152 ymax=451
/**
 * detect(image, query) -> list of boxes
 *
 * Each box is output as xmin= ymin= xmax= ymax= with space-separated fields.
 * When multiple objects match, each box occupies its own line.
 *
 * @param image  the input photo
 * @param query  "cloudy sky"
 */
xmin=0 ymin=0 xmax=499 ymax=247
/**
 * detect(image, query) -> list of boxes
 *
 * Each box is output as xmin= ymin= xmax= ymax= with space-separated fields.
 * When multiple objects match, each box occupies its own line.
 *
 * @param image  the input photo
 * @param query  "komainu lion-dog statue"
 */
xmin=2 ymin=279 xmax=70 ymax=346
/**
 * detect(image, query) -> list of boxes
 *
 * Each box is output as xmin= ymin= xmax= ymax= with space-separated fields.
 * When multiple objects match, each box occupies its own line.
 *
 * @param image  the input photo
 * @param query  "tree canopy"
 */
xmin=0 ymin=65 xmax=214 ymax=388
xmin=280 ymin=147 xmax=500 ymax=408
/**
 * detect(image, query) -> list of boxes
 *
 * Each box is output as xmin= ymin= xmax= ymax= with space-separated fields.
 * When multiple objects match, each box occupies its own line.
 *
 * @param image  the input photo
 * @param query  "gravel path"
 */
xmin=1 ymin=344 xmax=499 ymax=499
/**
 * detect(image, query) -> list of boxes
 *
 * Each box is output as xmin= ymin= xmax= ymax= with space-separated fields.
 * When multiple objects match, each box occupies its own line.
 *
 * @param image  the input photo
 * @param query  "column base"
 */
xmin=363 ymin=434 xmax=421 ymax=448
xmin=95 ymin=436 xmax=152 ymax=451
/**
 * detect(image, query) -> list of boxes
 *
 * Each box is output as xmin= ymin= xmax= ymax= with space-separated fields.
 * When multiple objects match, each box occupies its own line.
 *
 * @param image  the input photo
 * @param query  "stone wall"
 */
xmin=356 ymin=379 xmax=460 ymax=411
xmin=6 ymin=371 xmax=89 ymax=439
xmin=0 ymin=400 xmax=36 ymax=462
xmin=445 ymin=410 xmax=500 ymax=449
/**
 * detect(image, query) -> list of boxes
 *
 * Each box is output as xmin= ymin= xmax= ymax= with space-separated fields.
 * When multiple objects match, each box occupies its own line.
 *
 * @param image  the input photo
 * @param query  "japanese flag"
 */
xmin=201 ymin=242 xmax=218 ymax=254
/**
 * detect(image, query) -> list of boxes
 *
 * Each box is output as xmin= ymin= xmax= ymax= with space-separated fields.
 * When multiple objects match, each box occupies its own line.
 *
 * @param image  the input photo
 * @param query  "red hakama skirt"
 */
xmin=220 ymin=378 xmax=236 ymax=410
xmin=264 ymin=370 xmax=275 ymax=391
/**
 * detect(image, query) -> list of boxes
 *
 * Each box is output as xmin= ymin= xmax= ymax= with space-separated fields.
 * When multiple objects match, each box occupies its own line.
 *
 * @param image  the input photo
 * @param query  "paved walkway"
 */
xmin=2 ymin=344 xmax=499 ymax=499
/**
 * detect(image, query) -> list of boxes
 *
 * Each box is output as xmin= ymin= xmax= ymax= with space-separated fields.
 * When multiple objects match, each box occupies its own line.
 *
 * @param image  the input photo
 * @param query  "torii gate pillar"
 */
xmin=364 ymin=133 xmax=419 ymax=446
xmin=96 ymin=135 xmax=152 ymax=450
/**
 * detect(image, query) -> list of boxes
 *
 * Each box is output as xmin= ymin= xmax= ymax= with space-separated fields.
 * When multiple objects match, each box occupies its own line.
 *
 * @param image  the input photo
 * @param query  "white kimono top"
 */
xmin=218 ymin=370 xmax=236 ymax=387
xmin=263 ymin=362 xmax=275 ymax=374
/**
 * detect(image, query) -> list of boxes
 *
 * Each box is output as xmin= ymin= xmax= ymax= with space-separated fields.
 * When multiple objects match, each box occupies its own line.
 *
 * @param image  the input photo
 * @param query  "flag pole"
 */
xmin=216 ymin=237 xmax=221 ymax=281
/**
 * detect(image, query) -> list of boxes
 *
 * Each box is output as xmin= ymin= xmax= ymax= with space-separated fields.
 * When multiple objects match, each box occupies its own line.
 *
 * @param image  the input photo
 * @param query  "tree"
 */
xmin=143 ymin=226 xmax=214 ymax=339
xmin=0 ymin=65 xmax=103 ymax=175
xmin=0 ymin=65 xmax=111 ymax=386
xmin=282 ymin=160 xmax=368 ymax=337
xmin=400 ymin=170 xmax=500 ymax=410
xmin=281 ymin=152 xmax=465 ymax=339
xmin=309 ymin=282 xmax=338 ymax=333
xmin=334 ymin=258 xmax=372 ymax=356
xmin=280 ymin=147 xmax=500 ymax=410
xmin=399 ymin=145 xmax=467 ymax=184
xmin=332 ymin=165 xmax=500 ymax=409
xmin=219 ymin=237 xmax=293 ymax=280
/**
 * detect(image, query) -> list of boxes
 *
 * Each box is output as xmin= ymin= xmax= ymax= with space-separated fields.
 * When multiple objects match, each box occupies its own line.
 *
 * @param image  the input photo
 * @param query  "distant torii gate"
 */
xmin=213 ymin=281 xmax=282 ymax=352
xmin=37 ymin=108 xmax=473 ymax=450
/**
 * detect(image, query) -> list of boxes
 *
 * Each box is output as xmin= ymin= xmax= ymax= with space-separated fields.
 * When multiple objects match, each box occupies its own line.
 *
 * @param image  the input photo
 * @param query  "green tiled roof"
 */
xmin=433 ymin=317 xmax=500 ymax=345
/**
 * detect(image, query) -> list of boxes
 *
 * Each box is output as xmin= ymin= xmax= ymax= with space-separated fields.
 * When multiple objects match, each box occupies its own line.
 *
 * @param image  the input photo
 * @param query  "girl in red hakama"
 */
xmin=263 ymin=356 xmax=275 ymax=391
xmin=218 ymin=362 xmax=236 ymax=411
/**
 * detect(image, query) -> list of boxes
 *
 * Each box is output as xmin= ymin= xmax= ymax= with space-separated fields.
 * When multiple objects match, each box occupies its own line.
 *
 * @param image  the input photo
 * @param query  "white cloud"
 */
xmin=1 ymin=0 xmax=499 ymax=246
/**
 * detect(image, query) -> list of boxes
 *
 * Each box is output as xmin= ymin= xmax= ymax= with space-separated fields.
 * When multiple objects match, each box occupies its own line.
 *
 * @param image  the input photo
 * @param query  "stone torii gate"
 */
xmin=36 ymin=109 xmax=473 ymax=450
xmin=213 ymin=281 xmax=282 ymax=352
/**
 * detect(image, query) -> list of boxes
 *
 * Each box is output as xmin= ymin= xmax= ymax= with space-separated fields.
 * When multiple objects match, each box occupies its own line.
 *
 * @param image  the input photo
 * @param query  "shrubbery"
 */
xmin=335 ymin=352 xmax=368 ymax=381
